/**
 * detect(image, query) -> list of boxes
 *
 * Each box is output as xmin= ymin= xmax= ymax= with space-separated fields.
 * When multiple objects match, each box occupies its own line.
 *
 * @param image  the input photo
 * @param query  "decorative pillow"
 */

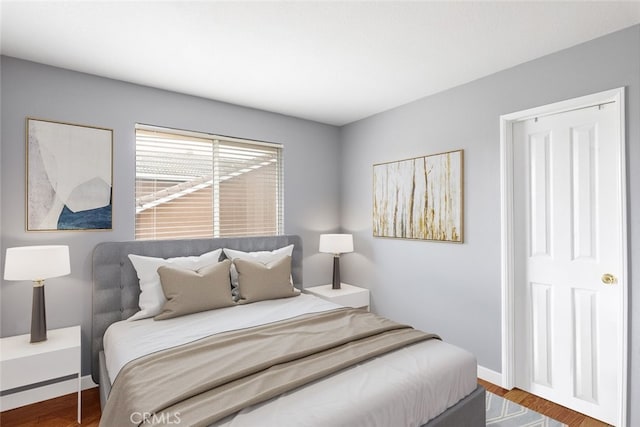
xmin=127 ymin=248 xmax=223 ymax=321
xmin=234 ymin=256 xmax=299 ymax=304
xmin=223 ymin=245 xmax=294 ymax=299
xmin=154 ymin=260 xmax=234 ymax=320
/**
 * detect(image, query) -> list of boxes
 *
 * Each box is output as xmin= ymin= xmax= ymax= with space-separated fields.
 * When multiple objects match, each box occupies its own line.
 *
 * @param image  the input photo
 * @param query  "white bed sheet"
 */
xmin=103 ymin=294 xmax=477 ymax=427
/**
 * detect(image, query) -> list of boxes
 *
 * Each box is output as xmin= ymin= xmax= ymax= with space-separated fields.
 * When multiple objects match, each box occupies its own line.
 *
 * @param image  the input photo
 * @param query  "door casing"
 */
xmin=499 ymin=87 xmax=628 ymax=426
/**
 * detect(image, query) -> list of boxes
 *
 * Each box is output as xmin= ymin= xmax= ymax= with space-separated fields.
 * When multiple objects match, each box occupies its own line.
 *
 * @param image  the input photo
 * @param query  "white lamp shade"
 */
xmin=319 ymin=234 xmax=354 ymax=254
xmin=4 ymin=245 xmax=70 ymax=281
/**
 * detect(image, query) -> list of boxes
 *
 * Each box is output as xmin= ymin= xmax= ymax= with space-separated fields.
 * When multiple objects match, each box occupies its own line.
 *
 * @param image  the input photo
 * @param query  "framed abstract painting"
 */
xmin=373 ymin=149 xmax=463 ymax=242
xmin=26 ymin=118 xmax=113 ymax=231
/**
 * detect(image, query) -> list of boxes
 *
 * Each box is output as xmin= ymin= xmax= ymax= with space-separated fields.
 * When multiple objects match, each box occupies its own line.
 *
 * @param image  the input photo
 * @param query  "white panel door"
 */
xmin=513 ymin=103 xmax=622 ymax=425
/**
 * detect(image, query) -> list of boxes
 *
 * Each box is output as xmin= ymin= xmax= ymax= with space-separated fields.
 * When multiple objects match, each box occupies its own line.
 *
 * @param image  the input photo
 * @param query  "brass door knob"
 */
xmin=601 ymin=273 xmax=617 ymax=285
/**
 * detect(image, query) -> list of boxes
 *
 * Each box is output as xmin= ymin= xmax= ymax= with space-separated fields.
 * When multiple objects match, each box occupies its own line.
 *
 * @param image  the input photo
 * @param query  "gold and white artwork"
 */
xmin=373 ymin=150 xmax=463 ymax=242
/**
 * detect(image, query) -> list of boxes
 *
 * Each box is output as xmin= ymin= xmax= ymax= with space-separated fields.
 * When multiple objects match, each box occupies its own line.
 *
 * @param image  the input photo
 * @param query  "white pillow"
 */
xmin=127 ymin=249 xmax=223 ymax=321
xmin=223 ymin=245 xmax=294 ymax=297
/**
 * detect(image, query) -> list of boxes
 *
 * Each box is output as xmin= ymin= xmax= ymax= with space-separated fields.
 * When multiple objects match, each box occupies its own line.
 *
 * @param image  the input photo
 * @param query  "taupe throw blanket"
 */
xmin=100 ymin=308 xmax=439 ymax=426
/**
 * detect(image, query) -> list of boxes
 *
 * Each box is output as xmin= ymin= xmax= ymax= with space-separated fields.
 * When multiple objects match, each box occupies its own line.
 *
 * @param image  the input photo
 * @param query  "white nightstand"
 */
xmin=0 ymin=326 xmax=81 ymax=422
xmin=305 ymin=283 xmax=370 ymax=310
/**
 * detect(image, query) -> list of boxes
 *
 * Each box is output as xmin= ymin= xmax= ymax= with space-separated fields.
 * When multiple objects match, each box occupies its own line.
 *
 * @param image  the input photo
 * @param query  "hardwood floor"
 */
xmin=478 ymin=379 xmax=611 ymax=427
xmin=0 ymin=381 xmax=612 ymax=426
xmin=0 ymin=388 xmax=100 ymax=427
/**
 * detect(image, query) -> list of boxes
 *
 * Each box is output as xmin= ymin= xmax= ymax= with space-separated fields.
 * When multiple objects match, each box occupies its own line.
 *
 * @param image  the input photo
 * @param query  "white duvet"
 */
xmin=103 ymin=294 xmax=477 ymax=427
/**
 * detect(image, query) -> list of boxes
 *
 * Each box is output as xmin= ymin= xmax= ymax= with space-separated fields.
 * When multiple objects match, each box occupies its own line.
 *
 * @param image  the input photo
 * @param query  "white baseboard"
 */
xmin=478 ymin=365 xmax=503 ymax=386
xmin=0 ymin=375 xmax=97 ymax=412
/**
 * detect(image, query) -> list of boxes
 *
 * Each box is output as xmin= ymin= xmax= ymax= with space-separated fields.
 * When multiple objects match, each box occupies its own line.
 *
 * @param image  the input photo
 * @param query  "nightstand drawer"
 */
xmin=305 ymin=283 xmax=370 ymax=310
xmin=329 ymin=292 xmax=369 ymax=309
xmin=1 ymin=346 xmax=80 ymax=391
xmin=0 ymin=325 xmax=81 ymax=418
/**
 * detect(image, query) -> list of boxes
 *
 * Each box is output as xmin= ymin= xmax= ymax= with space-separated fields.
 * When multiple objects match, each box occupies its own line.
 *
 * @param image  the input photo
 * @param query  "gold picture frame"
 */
xmin=26 ymin=118 xmax=113 ymax=231
xmin=373 ymin=149 xmax=463 ymax=242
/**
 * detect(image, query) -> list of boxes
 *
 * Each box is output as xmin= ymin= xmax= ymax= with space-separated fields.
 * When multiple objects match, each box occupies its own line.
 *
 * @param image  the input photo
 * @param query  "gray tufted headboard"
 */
xmin=91 ymin=235 xmax=303 ymax=383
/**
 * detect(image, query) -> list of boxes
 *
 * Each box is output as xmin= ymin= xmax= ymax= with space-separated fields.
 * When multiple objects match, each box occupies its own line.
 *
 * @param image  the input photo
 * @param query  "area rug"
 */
xmin=486 ymin=391 xmax=567 ymax=426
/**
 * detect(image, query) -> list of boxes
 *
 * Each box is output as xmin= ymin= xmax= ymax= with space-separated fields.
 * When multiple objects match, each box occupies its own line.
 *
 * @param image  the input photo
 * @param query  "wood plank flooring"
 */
xmin=478 ymin=379 xmax=611 ymax=427
xmin=0 ymin=388 xmax=100 ymax=427
xmin=0 ymin=380 xmax=612 ymax=426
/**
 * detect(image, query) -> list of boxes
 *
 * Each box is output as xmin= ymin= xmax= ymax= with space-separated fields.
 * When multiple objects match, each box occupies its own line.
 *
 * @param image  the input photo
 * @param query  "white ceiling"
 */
xmin=1 ymin=1 xmax=639 ymax=126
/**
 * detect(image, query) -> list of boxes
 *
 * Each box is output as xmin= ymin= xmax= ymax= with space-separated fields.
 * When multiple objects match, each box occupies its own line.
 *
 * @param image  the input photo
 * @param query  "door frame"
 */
xmin=499 ymin=87 xmax=628 ymax=426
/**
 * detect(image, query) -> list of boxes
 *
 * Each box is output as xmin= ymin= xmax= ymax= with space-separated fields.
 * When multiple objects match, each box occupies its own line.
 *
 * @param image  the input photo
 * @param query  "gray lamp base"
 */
xmin=332 ymin=255 xmax=341 ymax=290
xmin=30 ymin=285 xmax=47 ymax=343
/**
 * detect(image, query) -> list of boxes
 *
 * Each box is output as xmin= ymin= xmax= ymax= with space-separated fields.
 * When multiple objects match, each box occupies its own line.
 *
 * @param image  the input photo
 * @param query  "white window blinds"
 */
xmin=135 ymin=126 xmax=283 ymax=240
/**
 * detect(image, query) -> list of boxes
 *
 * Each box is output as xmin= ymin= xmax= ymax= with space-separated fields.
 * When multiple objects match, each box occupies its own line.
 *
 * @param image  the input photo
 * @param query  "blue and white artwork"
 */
xmin=27 ymin=118 xmax=113 ymax=231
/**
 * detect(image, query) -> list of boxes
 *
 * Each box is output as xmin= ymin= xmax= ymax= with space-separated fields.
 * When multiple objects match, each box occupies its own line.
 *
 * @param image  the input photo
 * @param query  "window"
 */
xmin=135 ymin=125 xmax=283 ymax=240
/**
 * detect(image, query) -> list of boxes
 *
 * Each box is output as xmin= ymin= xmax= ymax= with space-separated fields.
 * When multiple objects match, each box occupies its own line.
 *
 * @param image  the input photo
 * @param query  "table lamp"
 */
xmin=319 ymin=234 xmax=353 ymax=290
xmin=4 ymin=245 xmax=70 ymax=343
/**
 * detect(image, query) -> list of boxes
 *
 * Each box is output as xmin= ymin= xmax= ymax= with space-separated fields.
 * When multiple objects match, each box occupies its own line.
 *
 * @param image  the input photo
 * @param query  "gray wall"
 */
xmin=339 ymin=25 xmax=639 ymax=424
xmin=2 ymin=24 xmax=639 ymax=424
xmin=0 ymin=56 xmax=342 ymax=376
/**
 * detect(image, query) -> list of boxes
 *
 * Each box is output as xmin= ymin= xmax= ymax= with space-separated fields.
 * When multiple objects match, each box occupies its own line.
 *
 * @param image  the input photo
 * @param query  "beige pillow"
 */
xmin=223 ymin=245 xmax=294 ymax=301
xmin=128 ymin=249 xmax=223 ymax=321
xmin=234 ymin=256 xmax=299 ymax=304
xmin=155 ymin=259 xmax=234 ymax=320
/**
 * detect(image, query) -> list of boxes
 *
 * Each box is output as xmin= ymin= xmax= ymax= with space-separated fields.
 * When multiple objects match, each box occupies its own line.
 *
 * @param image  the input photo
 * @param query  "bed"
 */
xmin=92 ymin=235 xmax=485 ymax=426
